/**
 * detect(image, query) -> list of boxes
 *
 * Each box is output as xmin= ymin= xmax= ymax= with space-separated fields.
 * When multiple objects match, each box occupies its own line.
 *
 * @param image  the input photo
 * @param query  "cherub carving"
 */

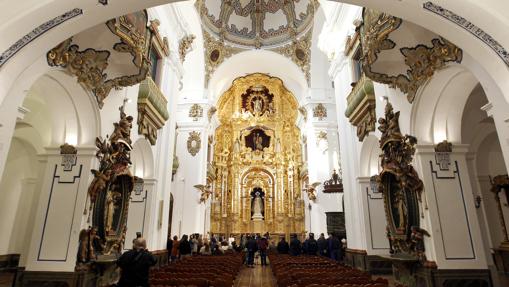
xmin=194 ymin=184 xmax=213 ymax=203
xmin=305 ymin=182 xmax=321 ymax=201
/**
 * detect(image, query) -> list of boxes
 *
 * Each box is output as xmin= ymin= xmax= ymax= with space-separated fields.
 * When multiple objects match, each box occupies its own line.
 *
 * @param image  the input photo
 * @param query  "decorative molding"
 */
xmin=187 ymin=131 xmax=201 ymax=156
xmin=98 ymin=0 xmax=108 ymax=5
xmin=149 ymin=20 xmax=170 ymax=57
xmin=434 ymin=140 xmax=452 ymax=170
xmin=360 ymin=9 xmax=462 ymax=103
xmin=178 ymin=34 xmax=195 ymax=62
xmin=272 ymin=30 xmax=312 ymax=84
xmin=0 ymin=8 xmax=83 ymax=68
xmin=316 ymin=131 xmax=327 ymax=146
xmin=48 ymin=11 xmax=151 ymax=108
xmin=298 ymin=106 xmax=308 ymax=122
xmin=196 ymin=0 xmax=318 ymax=48
xmin=313 ymin=103 xmax=327 ymax=120
xmin=207 ymin=106 xmax=217 ymax=122
xmin=188 ymin=104 xmax=203 ymax=121
xmin=137 ymin=77 xmax=169 ymax=145
xmin=345 ymin=75 xmax=376 ymax=141
xmin=203 ymin=30 xmax=242 ymax=87
xmin=60 ymin=143 xmax=77 ymax=171
xmin=423 ymin=1 xmax=509 ymax=67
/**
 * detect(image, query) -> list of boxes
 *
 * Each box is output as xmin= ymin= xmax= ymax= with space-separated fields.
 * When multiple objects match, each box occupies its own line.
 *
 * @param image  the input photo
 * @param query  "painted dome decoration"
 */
xmin=196 ymin=0 xmax=318 ymax=48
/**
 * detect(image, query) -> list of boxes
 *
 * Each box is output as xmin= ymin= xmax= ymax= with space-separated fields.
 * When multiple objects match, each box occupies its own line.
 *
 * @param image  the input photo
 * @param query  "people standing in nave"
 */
xmin=200 ymin=242 xmax=212 ymax=255
xmin=116 ymin=238 xmax=156 ymax=287
xmin=170 ymin=235 xmax=179 ymax=263
xmin=257 ymin=234 xmax=269 ymax=266
xmin=303 ymin=233 xmax=318 ymax=255
xmin=329 ymin=233 xmax=341 ymax=261
xmin=246 ymin=235 xmax=258 ymax=267
xmin=191 ymin=234 xmax=198 ymax=255
xmin=277 ymin=237 xmax=289 ymax=254
xmin=166 ymin=234 xmax=173 ymax=263
xmin=317 ymin=233 xmax=328 ymax=256
xmin=197 ymin=234 xmax=203 ymax=255
xmin=289 ymin=234 xmax=302 ymax=256
xmin=179 ymin=234 xmax=192 ymax=259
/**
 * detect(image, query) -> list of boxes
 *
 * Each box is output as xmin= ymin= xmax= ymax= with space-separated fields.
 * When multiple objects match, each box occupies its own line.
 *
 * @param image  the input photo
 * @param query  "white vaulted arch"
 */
xmin=208 ymin=50 xmax=308 ymax=105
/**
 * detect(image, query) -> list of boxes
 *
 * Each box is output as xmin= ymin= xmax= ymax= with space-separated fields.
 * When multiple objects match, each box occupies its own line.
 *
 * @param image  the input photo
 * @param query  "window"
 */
xmin=351 ymin=47 xmax=363 ymax=82
xmin=149 ymin=46 xmax=161 ymax=83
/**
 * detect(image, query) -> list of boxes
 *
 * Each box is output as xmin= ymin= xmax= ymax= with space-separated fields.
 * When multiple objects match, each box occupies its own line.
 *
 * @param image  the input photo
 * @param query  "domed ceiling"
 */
xmin=196 ymin=0 xmax=318 ymax=48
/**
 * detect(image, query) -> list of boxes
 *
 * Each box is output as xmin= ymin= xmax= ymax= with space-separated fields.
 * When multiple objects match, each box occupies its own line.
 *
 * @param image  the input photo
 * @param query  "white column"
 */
xmin=25 ymin=146 xmax=96 ymax=272
xmin=415 ymin=144 xmax=488 ymax=269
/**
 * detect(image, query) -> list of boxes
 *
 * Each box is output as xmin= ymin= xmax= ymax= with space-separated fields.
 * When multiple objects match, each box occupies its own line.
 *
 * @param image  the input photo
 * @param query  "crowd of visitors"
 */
xmin=115 ymin=232 xmax=346 ymax=286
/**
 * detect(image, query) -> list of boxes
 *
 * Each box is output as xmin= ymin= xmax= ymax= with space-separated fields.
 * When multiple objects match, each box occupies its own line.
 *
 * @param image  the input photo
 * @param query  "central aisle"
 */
xmin=234 ymin=265 xmax=277 ymax=287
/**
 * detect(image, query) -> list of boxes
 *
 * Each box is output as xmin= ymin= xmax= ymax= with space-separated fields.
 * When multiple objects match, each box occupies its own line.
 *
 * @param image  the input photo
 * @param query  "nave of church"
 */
xmin=1 ymin=0 xmax=509 ymax=287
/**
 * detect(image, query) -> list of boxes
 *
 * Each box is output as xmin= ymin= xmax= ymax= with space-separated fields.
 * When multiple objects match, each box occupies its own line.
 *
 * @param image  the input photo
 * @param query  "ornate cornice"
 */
xmin=360 ymin=9 xmax=462 ymax=103
xmin=178 ymin=34 xmax=196 ymax=62
xmin=47 ymin=11 xmax=151 ymax=108
xmin=0 ymin=8 xmax=83 ymax=68
xmin=423 ymin=1 xmax=509 ymax=67
xmin=137 ymin=77 xmax=169 ymax=145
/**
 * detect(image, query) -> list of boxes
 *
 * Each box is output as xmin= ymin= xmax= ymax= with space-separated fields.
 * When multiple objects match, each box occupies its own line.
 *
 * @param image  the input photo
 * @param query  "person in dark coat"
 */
xmin=257 ymin=235 xmax=269 ymax=266
xmin=166 ymin=234 xmax=173 ymax=263
xmin=246 ymin=235 xmax=258 ymax=267
xmin=277 ymin=237 xmax=289 ymax=254
xmin=303 ymin=233 xmax=318 ymax=255
xmin=289 ymin=234 xmax=301 ymax=256
xmin=179 ymin=234 xmax=192 ymax=258
xmin=329 ymin=233 xmax=341 ymax=261
xmin=117 ymin=238 xmax=157 ymax=287
xmin=317 ymin=233 xmax=328 ymax=256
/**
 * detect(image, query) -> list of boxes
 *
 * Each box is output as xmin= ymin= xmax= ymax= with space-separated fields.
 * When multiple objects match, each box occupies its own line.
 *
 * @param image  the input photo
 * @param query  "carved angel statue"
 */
xmin=110 ymin=100 xmax=133 ymax=145
xmin=95 ymin=136 xmax=112 ymax=170
xmin=194 ymin=184 xmax=212 ymax=203
xmin=88 ymin=169 xmax=112 ymax=204
xmin=305 ymin=182 xmax=321 ymax=202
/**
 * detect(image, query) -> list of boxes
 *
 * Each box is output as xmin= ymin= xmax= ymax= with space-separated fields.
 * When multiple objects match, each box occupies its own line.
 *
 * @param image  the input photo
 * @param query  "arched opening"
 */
xmin=0 ymin=70 xmax=100 ymax=270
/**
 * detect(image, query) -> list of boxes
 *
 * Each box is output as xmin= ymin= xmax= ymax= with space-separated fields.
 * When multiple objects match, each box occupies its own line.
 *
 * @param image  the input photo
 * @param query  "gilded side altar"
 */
xmin=211 ymin=73 xmax=305 ymax=236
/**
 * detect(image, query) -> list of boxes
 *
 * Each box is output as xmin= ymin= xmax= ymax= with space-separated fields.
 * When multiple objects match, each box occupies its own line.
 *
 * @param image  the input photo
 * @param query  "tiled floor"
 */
xmin=234 ymin=265 xmax=277 ymax=287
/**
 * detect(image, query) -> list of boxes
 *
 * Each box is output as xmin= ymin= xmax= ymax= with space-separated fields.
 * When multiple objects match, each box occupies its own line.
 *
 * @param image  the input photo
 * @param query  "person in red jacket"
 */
xmin=257 ymin=235 xmax=269 ymax=266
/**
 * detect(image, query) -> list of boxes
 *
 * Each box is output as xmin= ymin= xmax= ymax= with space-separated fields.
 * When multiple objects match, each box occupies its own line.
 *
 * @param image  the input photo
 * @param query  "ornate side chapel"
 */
xmin=211 ymin=73 xmax=305 ymax=236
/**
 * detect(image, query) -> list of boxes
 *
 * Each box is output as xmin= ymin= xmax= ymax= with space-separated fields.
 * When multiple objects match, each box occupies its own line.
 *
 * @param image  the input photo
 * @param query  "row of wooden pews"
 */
xmin=149 ymin=253 xmax=243 ymax=287
xmin=269 ymin=254 xmax=389 ymax=287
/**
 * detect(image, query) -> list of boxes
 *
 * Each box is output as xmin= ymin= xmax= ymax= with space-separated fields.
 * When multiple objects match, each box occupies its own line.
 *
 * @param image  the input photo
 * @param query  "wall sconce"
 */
xmin=475 ymin=195 xmax=482 ymax=209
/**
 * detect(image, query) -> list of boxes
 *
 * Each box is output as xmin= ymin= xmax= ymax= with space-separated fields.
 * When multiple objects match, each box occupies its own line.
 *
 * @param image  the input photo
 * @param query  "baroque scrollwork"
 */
xmin=79 ymin=100 xmax=134 ymax=268
xmin=434 ymin=140 xmax=452 ymax=170
xmin=207 ymin=106 xmax=217 ymax=122
xmin=179 ymin=34 xmax=196 ymax=62
xmin=360 ymin=9 xmax=462 ymax=103
xmin=378 ymin=102 xmax=427 ymax=262
xmin=187 ymin=131 xmax=202 ymax=156
xmin=48 ymin=11 xmax=150 ymax=108
xmin=273 ymin=30 xmax=312 ymax=84
xmin=189 ymin=104 xmax=203 ymax=121
xmin=313 ymin=103 xmax=327 ymax=120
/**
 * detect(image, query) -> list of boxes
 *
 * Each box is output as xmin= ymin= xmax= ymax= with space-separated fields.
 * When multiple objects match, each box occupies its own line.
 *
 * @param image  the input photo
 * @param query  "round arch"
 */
xmin=358 ymin=134 xmax=380 ymax=177
xmin=208 ymin=50 xmax=308 ymax=105
xmin=131 ymin=138 xmax=155 ymax=179
xmin=411 ymin=66 xmax=478 ymax=144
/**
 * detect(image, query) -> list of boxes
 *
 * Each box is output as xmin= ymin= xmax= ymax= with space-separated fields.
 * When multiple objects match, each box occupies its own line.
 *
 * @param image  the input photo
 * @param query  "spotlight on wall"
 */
xmin=475 ymin=195 xmax=482 ymax=209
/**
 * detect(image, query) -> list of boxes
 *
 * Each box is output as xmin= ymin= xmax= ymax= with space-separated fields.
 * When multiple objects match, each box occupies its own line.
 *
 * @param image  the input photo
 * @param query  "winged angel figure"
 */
xmin=194 ymin=184 xmax=212 ymax=203
xmin=305 ymin=182 xmax=321 ymax=202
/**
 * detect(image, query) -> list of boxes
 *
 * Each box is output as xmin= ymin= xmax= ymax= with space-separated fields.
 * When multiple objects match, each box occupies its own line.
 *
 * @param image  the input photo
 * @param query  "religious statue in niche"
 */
xmin=78 ymin=99 xmax=135 ymax=269
xmin=377 ymin=101 xmax=427 ymax=262
xmin=245 ymin=129 xmax=270 ymax=151
xmin=242 ymin=85 xmax=274 ymax=117
xmin=251 ymin=188 xmax=265 ymax=220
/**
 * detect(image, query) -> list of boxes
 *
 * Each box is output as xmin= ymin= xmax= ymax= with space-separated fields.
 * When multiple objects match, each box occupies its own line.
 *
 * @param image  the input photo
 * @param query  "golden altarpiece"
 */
xmin=210 ymin=73 xmax=305 ymax=236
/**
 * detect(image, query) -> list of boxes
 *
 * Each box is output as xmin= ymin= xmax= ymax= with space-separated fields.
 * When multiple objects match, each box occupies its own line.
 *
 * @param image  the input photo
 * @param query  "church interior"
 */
xmin=1 ymin=0 xmax=509 ymax=286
